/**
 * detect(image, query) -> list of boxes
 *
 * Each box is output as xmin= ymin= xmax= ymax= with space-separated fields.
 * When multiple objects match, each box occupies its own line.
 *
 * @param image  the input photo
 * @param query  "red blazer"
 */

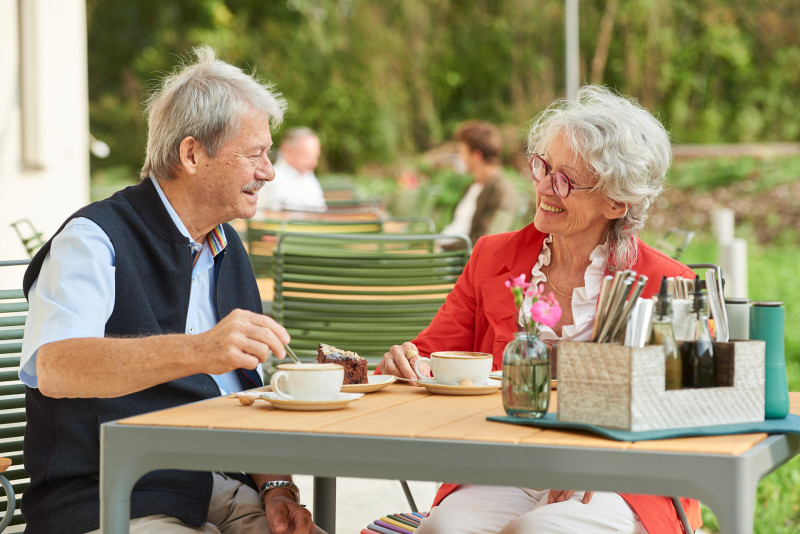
xmin=414 ymin=224 xmax=701 ymax=533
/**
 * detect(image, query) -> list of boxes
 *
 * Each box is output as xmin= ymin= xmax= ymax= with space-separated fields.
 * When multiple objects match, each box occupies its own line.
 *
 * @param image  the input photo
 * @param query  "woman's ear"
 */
xmin=605 ymin=202 xmax=629 ymax=220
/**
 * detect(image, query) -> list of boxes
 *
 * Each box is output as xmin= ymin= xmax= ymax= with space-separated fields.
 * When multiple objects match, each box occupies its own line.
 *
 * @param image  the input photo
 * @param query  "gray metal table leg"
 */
xmin=100 ymin=427 xmax=136 ymax=534
xmin=693 ymin=433 xmax=800 ymax=534
xmin=313 ymin=476 xmax=336 ymax=533
xmin=715 ymin=489 xmax=756 ymax=534
xmin=100 ymin=424 xmax=153 ymax=534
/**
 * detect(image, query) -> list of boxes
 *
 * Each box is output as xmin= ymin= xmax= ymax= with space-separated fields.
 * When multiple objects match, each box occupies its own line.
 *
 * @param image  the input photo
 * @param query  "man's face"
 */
xmin=196 ymin=110 xmax=274 ymax=222
xmin=282 ymin=135 xmax=321 ymax=174
xmin=457 ymin=142 xmax=475 ymax=175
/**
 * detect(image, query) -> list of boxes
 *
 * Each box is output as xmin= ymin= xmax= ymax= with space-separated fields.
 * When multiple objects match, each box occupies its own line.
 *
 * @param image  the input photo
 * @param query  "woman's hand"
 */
xmin=546 ymin=489 xmax=593 ymax=505
xmin=380 ymin=342 xmax=430 ymax=383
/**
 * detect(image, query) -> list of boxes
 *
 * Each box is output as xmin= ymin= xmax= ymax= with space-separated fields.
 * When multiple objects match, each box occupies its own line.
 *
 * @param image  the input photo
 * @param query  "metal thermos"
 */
xmin=750 ymin=301 xmax=789 ymax=419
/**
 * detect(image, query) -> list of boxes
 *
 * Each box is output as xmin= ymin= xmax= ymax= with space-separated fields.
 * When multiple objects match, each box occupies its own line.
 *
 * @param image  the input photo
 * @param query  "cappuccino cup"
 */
xmin=269 ymin=363 xmax=344 ymax=401
xmin=414 ymin=351 xmax=493 ymax=386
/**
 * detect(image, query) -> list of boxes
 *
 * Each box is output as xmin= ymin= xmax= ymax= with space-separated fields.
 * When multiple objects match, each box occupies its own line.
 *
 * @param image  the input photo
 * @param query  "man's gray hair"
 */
xmin=280 ymin=127 xmax=318 ymax=147
xmin=526 ymin=85 xmax=672 ymax=271
xmin=141 ymin=45 xmax=287 ymax=180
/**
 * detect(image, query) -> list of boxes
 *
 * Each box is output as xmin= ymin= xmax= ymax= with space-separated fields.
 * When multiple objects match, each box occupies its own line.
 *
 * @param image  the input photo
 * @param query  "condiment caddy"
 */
xmin=556 ymin=339 xmax=765 ymax=432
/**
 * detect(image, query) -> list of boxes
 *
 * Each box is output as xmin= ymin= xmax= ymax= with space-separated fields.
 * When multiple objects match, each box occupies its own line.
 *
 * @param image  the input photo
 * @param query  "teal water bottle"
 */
xmin=750 ymin=301 xmax=790 ymax=419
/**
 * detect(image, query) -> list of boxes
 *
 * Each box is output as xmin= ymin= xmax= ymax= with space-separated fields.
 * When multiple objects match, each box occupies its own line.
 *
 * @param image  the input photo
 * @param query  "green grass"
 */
xmin=667 ymin=154 xmax=800 ymax=193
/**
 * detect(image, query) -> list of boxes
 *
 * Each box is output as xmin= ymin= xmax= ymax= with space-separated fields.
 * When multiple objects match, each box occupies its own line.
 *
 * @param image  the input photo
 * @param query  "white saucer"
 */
xmin=341 ymin=374 xmax=397 ymax=393
xmin=259 ymin=392 xmax=364 ymax=411
xmin=419 ymin=378 xmax=501 ymax=396
xmin=487 ymin=372 xmax=557 ymax=390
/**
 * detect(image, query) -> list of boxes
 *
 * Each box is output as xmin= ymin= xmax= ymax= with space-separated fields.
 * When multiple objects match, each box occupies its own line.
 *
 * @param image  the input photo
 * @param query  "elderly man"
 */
xmin=257 ymin=127 xmax=327 ymax=213
xmin=20 ymin=46 xmax=325 ymax=534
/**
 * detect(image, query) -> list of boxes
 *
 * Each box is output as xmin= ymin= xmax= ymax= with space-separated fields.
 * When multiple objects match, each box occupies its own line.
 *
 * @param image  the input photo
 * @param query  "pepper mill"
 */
xmin=750 ymin=301 xmax=790 ymax=419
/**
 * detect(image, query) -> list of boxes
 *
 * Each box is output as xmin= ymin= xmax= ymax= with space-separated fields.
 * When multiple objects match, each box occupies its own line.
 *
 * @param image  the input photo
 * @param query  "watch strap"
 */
xmin=259 ymin=480 xmax=301 ymax=504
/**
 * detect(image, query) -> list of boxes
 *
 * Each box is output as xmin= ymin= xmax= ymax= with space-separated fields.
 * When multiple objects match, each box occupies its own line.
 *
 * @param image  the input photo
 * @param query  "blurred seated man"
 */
xmin=257 ymin=127 xmax=327 ymax=213
xmin=440 ymin=120 xmax=517 ymax=249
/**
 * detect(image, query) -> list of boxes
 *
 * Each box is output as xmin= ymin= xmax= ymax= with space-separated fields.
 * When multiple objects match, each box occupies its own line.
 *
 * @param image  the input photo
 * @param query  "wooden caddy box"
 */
xmin=557 ymin=340 xmax=765 ymax=431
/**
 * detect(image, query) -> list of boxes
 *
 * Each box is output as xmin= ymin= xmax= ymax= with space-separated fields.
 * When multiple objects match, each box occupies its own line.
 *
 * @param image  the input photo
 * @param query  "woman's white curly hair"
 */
xmin=526 ymin=85 xmax=672 ymax=271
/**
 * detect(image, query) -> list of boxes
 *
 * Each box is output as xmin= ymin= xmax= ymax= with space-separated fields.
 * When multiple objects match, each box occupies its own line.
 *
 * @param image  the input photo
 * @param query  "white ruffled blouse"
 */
xmin=522 ymin=235 xmax=609 ymax=343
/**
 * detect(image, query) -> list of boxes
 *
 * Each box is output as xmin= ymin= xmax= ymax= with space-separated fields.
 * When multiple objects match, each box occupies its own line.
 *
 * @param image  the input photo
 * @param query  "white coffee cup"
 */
xmin=269 ymin=363 xmax=344 ymax=401
xmin=413 ymin=351 xmax=493 ymax=386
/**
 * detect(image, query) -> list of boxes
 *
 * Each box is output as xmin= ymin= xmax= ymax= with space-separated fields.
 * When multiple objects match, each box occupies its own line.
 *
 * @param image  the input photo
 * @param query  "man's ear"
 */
xmin=179 ymin=136 xmax=200 ymax=175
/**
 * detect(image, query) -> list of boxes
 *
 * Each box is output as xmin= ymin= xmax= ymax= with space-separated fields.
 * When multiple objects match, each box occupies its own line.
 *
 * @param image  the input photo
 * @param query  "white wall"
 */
xmin=0 ymin=0 xmax=89 ymax=288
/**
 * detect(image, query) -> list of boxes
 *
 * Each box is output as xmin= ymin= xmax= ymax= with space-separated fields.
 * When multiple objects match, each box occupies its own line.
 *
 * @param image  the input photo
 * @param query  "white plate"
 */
xmin=341 ymin=374 xmax=397 ymax=393
xmin=259 ymin=392 xmax=364 ymax=411
xmin=419 ymin=379 xmax=501 ymax=396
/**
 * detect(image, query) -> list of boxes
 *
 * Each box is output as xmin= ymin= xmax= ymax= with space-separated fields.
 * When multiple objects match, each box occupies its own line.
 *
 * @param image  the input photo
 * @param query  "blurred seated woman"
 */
xmin=379 ymin=85 xmax=701 ymax=534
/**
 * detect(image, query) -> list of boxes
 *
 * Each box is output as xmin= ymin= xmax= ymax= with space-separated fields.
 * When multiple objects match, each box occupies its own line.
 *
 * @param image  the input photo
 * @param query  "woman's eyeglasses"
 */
xmin=529 ymin=155 xmax=593 ymax=199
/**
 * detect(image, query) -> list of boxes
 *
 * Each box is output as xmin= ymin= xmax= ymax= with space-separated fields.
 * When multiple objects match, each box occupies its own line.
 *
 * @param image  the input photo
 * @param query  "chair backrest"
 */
xmin=273 ymin=233 xmax=471 ymax=367
xmin=656 ymin=228 xmax=695 ymax=261
xmin=9 ymin=220 xmax=45 ymax=259
xmin=0 ymin=260 xmax=31 ymax=532
xmin=247 ymin=219 xmax=385 ymax=279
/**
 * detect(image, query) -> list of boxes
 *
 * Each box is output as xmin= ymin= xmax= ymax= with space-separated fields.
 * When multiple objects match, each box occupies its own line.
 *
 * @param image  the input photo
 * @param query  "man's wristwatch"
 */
xmin=259 ymin=480 xmax=301 ymax=504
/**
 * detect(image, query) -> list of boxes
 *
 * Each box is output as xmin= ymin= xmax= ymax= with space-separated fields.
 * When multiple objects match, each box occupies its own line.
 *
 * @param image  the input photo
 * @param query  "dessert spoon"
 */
xmin=284 ymin=344 xmax=302 ymax=364
xmin=283 ymin=345 xmax=303 ymax=363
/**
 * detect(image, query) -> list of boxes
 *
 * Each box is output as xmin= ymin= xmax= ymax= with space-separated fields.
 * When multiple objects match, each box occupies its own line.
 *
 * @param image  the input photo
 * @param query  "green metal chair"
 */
xmin=656 ymin=228 xmax=695 ymax=261
xmin=272 ymin=232 xmax=470 ymax=366
xmin=0 ymin=259 xmax=31 ymax=532
xmin=247 ymin=218 xmax=386 ymax=280
xmin=9 ymin=220 xmax=45 ymax=259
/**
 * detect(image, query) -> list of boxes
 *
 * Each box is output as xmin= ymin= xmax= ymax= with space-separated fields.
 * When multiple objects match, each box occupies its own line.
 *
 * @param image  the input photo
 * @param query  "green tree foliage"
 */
xmin=87 ymin=0 xmax=800 ymax=178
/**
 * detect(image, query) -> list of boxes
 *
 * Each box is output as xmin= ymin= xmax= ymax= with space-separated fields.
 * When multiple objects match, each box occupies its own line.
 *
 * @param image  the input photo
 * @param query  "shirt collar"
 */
xmin=149 ymin=176 xmax=227 ymax=256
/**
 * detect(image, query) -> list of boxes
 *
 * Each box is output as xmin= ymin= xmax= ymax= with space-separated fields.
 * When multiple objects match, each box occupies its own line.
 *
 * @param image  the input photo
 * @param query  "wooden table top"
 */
xmin=119 ymin=385 xmax=800 ymax=457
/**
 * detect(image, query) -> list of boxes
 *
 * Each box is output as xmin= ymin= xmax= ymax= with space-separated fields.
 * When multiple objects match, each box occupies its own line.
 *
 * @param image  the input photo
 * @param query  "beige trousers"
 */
xmin=88 ymin=472 xmax=327 ymax=534
xmin=416 ymin=485 xmax=647 ymax=534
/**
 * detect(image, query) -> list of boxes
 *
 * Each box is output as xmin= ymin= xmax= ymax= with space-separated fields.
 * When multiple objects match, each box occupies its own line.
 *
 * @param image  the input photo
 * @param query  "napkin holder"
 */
xmin=557 ymin=340 xmax=765 ymax=432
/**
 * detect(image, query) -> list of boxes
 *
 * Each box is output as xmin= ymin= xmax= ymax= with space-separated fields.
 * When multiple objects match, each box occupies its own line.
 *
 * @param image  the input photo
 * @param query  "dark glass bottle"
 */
xmin=681 ymin=281 xmax=715 ymax=388
xmin=649 ymin=277 xmax=682 ymax=390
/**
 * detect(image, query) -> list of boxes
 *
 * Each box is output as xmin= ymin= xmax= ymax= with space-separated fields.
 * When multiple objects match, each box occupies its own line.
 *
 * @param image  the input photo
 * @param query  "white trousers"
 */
xmin=87 ymin=472 xmax=327 ymax=534
xmin=416 ymin=485 xmax=648 ymax=534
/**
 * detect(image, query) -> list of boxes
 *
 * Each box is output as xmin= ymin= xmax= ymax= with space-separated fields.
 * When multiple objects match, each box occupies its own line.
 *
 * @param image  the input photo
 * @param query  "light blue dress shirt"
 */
xmin=20 ymin=177 xmax=250 ymax=395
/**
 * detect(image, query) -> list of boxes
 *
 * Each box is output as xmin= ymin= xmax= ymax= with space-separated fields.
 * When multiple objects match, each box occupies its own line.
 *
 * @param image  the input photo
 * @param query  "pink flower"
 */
xmin=524 ymin=283 xmax=544 ymax=299
xmin=504 ymin=273 xmax=531 ymax=290
xmin=530 ymin=300 xmax=562 ymax=329
xmin=506 ymin=272 xmax=561 ymax=336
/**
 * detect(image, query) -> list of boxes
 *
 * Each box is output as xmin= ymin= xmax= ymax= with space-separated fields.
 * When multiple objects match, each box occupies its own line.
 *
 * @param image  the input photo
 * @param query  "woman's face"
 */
xmin=533 ymin=132 xmax=620 ymax=245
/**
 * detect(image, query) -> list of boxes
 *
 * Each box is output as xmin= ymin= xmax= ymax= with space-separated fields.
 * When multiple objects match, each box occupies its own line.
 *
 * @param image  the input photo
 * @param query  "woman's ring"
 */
xmin=405 ymin=349 xmax=419 ymax=360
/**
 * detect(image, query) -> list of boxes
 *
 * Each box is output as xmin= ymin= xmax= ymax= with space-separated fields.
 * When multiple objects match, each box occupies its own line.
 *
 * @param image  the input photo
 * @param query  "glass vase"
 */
xmin=502 ymin=331 xmax=550 ymax=418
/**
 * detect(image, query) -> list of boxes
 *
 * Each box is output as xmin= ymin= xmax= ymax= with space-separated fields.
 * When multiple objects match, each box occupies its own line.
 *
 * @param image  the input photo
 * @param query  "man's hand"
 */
xmin=36 ymin=309 xmax=292 ymax=398
xmin=547 ymin=489 xmax=593 ymax=504
xmin=192 ymin=309 xmax=291 ymax=375
xmin=264 ymin=492 xmax=315 ymax=534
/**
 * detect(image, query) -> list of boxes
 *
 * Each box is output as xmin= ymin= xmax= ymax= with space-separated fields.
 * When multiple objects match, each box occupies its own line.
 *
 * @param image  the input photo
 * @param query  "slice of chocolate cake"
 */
xmin=317 ymin=343 xmax=368 ymax=384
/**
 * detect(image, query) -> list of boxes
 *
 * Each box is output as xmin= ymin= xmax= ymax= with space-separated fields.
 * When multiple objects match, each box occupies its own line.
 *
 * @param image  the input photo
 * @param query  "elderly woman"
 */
xmin=380 ymin=86 xmax=701 ymax=534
